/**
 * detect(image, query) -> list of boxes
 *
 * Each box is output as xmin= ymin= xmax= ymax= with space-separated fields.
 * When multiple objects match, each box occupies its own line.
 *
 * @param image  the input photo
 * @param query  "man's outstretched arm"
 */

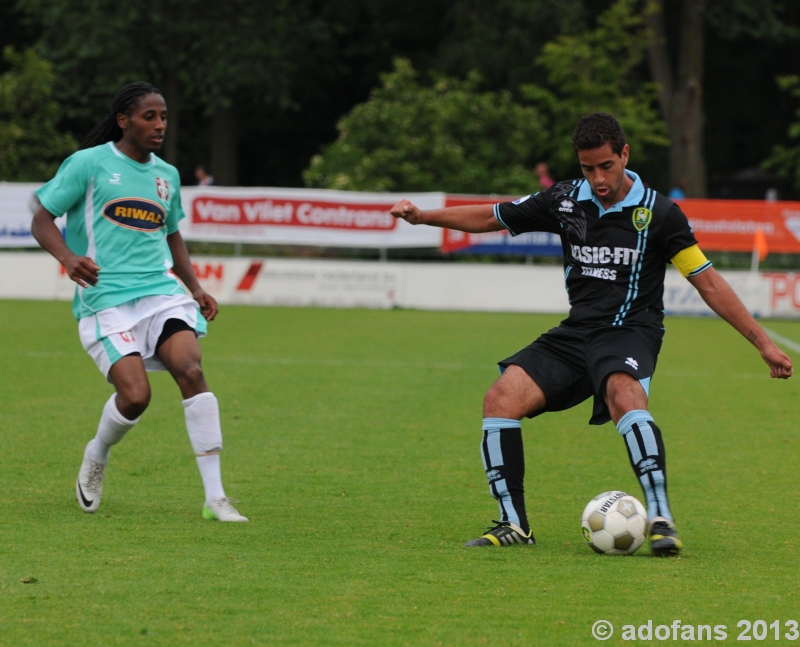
xmin=390 ymin=199 xmax=504 ymax=233
xmin=688 ymin=267 xmax=792 ymax=379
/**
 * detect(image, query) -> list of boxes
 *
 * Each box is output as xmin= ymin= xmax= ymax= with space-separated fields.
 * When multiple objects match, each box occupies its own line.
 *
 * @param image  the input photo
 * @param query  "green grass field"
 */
xmin=1 ymin=300 xmax=798 ymax=646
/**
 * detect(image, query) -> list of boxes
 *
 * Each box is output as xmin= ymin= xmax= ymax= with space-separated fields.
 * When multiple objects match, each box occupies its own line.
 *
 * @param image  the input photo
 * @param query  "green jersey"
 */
xmin=36 ymin=142 xmax=187 ymax=319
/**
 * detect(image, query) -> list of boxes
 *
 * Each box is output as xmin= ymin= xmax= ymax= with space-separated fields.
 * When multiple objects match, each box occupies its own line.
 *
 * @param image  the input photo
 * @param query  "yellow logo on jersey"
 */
xmin=632 ymin=207 xmax=652 ymax=231
xmin=102 ymin=198 xmax=166 ymax=232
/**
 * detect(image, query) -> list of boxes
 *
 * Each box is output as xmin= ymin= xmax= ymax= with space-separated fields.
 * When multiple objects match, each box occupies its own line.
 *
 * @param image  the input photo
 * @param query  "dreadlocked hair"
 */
xmin=79 ymin=81 xmax=162 ymax=150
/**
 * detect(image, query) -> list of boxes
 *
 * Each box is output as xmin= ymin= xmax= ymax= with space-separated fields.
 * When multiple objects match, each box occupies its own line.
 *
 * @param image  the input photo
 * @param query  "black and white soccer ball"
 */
xmin=581 ymin=491 xmax=648 ymax=555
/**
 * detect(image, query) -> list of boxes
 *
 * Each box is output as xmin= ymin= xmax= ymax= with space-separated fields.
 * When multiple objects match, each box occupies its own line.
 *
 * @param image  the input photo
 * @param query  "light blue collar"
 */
xmin=577 ymin=170 xmax=644 ymax=217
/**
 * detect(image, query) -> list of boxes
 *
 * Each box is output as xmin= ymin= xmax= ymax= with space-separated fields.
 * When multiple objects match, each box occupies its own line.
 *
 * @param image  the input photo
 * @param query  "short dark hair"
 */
xmin=572 ymin=112 xmax=627 ymax=156
xmin=80 ymin=81 xmax=162 ymax=150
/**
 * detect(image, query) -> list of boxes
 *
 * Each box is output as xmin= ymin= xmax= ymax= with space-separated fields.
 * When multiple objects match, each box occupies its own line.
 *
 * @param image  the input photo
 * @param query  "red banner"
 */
xmin=677 ymin=199 xmax=800 ymax=254
xmin=441 ymin=194 xmax=514 ymax=253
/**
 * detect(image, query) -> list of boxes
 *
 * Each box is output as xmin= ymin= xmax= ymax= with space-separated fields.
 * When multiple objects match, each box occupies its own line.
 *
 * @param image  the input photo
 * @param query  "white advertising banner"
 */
xmin=0 ymin=252 xmax=74 ymax=301
xmin=3 ymin=252 xmax=799 ymax=319
xmin=662 ymin=268 xmax=800 ymax=319
xmin=0 ymin=182 xmax=49 ymax=247
xmin=178 ymin=187 xmax=444 ymax=248
xmin=0 ymin=183 xmax=443 ymax=249
xmin=192 ymin=257 xmax=406 ymax=309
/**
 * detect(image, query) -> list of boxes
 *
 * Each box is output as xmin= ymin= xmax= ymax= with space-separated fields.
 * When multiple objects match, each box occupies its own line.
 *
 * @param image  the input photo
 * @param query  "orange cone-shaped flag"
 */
xmin=754 ymin=228 xmax=769 ymax=262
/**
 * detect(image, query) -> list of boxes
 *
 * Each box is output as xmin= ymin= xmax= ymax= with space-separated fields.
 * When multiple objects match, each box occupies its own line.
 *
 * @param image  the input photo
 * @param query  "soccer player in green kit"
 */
xmin=32 ymin=82 xmax=247 ymax=522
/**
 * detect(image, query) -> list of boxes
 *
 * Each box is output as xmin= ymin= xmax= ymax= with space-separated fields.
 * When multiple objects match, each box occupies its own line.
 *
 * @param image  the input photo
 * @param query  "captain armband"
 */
xmin=670 ymin=245 xmax=712 ymax=278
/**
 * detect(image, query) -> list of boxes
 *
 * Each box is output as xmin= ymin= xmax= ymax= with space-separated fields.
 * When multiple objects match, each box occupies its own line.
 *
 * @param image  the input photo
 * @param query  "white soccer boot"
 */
xmin=202 ymin=497 xmax=249 ymax=522
xmin=76 ymin=440 xmax=106 ymax=513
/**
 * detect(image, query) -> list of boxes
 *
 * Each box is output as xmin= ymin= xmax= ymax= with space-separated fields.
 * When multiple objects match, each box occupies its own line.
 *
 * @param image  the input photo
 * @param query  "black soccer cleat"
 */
xmin=465 ymin=521 xmax=536 ymax=547
xmin=649 ymin=518 xmax=683 ymax=556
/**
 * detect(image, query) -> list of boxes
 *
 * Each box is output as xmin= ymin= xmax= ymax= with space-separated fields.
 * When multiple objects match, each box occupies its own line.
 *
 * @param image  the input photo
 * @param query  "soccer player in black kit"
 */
xmin=390 ymin=112 xmax=792 ymax=556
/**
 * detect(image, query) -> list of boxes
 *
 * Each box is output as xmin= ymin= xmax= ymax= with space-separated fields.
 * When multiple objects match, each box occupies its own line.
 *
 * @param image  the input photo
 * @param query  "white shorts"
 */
xmin=78 ymin=294 xmax=208 ymax=379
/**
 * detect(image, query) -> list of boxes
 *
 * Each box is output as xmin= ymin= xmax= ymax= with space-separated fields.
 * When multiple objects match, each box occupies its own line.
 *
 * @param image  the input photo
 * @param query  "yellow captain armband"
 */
xmin=670 ymin=245 xmax=712 ymax=278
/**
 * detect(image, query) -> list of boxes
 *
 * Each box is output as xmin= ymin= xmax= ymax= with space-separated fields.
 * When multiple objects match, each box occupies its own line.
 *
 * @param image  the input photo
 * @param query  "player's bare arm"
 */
xmin=688 ymin=267 xmax=793 ymax=379
xmin=31 ymin=205 xmax=100 ymax=287
xmin=389 ymin=199 xmax=503 ymax=233
xmin=167 ymin=230 xmax=218 ymax=321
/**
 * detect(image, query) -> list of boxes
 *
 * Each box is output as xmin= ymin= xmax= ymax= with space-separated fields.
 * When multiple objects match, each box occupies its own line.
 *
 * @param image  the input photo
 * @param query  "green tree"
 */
xmin=646 ymin=0 xmax=800 ymax=197
xmin=433 ymin=0 xmax=604 ymax=92
xmin=10 ymin=0 xmax=799 ymax=191
xmin=303 ymin=58 xmax=548 ymax=194
xmin=523 ymin=0 xmax=668 ymax=178
xmin=16 ymin=0 xmax=448 ymax=187
xmin=0 ymin=47 xmax=75 ymax=181
xmin=17 ymin=0 xmax=336 ymax=184
xmin=763 ymin=75 xmax=800 ymax=191
xmin=305 ymin=0 xmax=667 ymax=194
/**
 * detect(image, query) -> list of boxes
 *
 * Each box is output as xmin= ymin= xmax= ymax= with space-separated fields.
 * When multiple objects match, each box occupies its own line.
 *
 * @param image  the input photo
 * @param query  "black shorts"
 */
xmin=499 ymin=324 xmax=664 ymax=425
xmin=155 ymin=318 xmax=195 ymax=352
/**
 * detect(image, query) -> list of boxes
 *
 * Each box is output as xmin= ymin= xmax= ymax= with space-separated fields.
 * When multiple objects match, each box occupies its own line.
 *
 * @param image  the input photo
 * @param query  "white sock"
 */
xmin=89 ymin=394 xmax=139 ymax=463
xmin=183 ymin=392 xmax=226 ymax=502
xmin=196 ymin=454 xmax=226 ymax=502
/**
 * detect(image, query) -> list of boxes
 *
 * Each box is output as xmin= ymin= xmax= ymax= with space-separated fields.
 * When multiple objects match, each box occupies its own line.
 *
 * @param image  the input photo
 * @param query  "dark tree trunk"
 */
xmin=211 ymin=106 xmax=238 ymax=186
xmin=646 ymin=0 xmax=707 ymax=197
xmin=162 ymin=70 xmax=180 ymax=167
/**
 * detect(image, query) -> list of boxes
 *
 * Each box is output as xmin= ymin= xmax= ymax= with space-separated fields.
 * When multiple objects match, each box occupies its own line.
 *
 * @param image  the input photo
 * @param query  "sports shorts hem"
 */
xmin=498 ymin=323 xmax=663 ymax=426
xmin=78 ymin=294 xmax=207 ymax=380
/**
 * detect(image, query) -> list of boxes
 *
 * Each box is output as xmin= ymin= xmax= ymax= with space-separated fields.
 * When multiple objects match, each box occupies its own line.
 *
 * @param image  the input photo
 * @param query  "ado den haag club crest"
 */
xmin=632 ymin=207 xmax=652 ymax=231
xmin=155 ymin=177 xmax=169 ymax=201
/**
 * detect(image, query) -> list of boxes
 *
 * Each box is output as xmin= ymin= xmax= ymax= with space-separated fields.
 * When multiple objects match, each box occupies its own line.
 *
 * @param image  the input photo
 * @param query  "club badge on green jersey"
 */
xmin=632 ymin=207 xmax=652 ymax=231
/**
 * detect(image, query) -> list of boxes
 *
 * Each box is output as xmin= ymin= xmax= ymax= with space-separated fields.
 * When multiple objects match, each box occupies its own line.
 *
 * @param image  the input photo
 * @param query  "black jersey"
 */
xmin=494 ymin=171 xmax=699 ymax=328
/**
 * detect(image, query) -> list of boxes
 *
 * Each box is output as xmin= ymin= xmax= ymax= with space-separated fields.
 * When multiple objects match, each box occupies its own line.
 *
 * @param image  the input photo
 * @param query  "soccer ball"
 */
xmin=581 ymin=491 xmax=648 ymax=555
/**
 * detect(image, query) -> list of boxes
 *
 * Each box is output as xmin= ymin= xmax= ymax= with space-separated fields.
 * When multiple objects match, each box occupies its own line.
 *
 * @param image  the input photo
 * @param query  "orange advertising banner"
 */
xmin=441 ymin=195 xmax=800 ymax=255
xmin=678 ymin=199 xmax=800 ymax=254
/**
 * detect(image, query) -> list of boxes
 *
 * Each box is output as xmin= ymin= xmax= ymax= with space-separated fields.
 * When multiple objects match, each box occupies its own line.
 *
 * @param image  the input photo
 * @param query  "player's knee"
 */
xmin=184 ymin=362 xmax=205 ymax=384
xmin=483 ymin=383 xmax=519 ymax=418
xmin=175 ymin=362 xmax=207 ymax=393
xmin=117 ymin=385 xmax=151 ymax=418
xmin=604 ymin=372 xmax=647 ymax=418
xmin=483 ymin=381 xmax=501 ymax=409
xmin=483 ymin=370 xmax=544 ymax=418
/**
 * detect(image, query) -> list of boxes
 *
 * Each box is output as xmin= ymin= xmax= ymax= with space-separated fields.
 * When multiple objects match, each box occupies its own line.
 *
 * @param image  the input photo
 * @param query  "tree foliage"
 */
xmin=646 ymin=0 xmax=800 ymax=197
xmin=763 ymin=76 xmax=800 ymax=191
xmin=304 ymin=58 xmax=549 ymax=194
xmin=4 ymin=0 xmax=800 ymax=194
xmin=524 ymin=0 xmax=668 ymax=177
xmin=15 ymin=0 xmax=338 ymax=182
xmin=0 ymin=47 xmax=75 ymax=181
xmin=306 ymin=0 xmax=668 ymax=193
xmin=706 ymin=0 xmax=800 ymax=41
xmin=16 ymin=0 xmax=324 ymax=119
xmin=432 ymin=0 xmax=602 ymax=92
